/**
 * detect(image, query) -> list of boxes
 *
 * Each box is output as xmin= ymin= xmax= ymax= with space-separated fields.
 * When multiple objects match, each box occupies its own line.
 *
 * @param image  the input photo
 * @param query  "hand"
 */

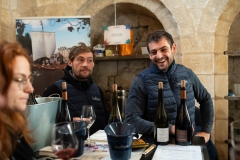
xmin=82 ymin=117 xmax=91 ymax=123
xmin=170 ymin=125 xmax=195 ymax=135
xmin=170 ymin=125 xmax=175 ymax=135
xmin=195 ymin=132 xmax=210 ymax=143
xmin=73 ymin=117 xmax=81 ymax=121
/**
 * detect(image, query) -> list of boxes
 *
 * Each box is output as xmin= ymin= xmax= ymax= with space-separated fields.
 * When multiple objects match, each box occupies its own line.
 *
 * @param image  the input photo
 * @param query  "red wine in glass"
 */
xmin=51 ymin=122 xmax=78 ymax=159
xmin=55 ymin=148 xmax=76 ymax=159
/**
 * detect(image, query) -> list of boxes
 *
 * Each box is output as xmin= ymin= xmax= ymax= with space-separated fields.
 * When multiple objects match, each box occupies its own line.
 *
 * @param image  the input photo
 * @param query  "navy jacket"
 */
xmin=42 ymin=65 xmax=109 ymax=135
xmin=125 ymin=61 xmax=214 ymax=135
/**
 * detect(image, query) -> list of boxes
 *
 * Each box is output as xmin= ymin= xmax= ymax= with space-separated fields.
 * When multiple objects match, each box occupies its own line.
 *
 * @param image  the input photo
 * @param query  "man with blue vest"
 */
xmin=42 ymin=42 xmax=108 ymax=135
xmin=125 ymin=30 xmax=218 ymax=159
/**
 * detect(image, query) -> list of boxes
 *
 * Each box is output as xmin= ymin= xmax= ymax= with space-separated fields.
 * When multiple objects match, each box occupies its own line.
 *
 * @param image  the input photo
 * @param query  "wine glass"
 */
xmin=231 ymin=120 xmax=240 ymax=151
xmin=51 ymin=122 xmax=78 ymax=159
xmin=81 ymin=105 xmax=96 ymax=146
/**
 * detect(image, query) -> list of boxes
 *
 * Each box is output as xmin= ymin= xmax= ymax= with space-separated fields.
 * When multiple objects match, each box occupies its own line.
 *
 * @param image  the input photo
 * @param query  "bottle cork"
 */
xmin=158 ymin=82 xmax=163 ymax=89
xmin=62 ymin=82 xmax=67 ymax=90
xmin=181 ymin=80 xmax=186 ymax=88
xmin=112 ymin=84 xmax=117 ymax=92
xmin=62 ymin=82 xmax=67 ymax=100
xmin=180 ymin=80 xmax=186 ymax=99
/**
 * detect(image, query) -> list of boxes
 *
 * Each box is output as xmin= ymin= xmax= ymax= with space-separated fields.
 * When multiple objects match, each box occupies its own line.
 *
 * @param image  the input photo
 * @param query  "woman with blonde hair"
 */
xmin=0 ymin=41 xmax=36 ymax=160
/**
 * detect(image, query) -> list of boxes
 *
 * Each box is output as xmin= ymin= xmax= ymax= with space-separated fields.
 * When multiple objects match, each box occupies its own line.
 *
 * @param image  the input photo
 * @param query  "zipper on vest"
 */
xmin=167 ymin=75 xmax=179 ymax=109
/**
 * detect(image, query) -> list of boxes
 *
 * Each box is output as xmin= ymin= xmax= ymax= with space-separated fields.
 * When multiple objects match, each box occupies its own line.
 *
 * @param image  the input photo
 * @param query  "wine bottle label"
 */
xmin=176 ymin=129 xmax=187 ymax=142
xmin=157 ymin=128 xmax=169 ymax=142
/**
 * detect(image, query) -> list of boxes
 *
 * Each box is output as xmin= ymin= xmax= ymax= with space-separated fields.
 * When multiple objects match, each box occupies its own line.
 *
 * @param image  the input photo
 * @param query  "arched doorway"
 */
xmin=214 ymin=1 xmax=240 ymax=158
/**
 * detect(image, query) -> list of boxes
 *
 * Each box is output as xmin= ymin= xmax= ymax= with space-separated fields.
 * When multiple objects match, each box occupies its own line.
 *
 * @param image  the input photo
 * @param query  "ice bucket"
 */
xmin=26 ymin=97 xmax=61 ymax=151
xmin=104 ymin=122 xmax=135 ymax=160
xmin=73 ymin=121 xmax=88 ymax=157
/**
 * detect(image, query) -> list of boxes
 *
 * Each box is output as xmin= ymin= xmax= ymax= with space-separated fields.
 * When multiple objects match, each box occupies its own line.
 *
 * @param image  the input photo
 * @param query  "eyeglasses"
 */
xmin=13 ymin=76 xmax=34 ymax=90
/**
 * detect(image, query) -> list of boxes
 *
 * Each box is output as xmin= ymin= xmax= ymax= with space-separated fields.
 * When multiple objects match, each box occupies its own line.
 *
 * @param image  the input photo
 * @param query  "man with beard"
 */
xmin=42 ymin=42 xmax=108 ymax=135
xmin=125 ymin=30 xmax=218 ymax=160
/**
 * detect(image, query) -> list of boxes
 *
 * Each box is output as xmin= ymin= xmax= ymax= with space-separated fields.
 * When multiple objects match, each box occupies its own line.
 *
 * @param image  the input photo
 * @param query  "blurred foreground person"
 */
xmin=0 ymin=71 xmax=5 ymax=109
xmin=0 ymin=41 xmax=36 ymax=160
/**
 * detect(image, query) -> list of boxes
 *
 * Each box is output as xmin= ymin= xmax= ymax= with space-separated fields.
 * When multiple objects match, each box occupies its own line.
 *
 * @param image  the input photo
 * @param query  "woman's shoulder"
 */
xmin=10 ymin=135 xmax=36 ymax=160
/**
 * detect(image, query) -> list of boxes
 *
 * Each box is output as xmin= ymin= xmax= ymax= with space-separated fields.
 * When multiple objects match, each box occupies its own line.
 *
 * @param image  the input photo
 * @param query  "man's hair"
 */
xmin=146 ymin=30 xmax=174 ymax=52
xmin=68 ymin=42 xmax=95 ymax=62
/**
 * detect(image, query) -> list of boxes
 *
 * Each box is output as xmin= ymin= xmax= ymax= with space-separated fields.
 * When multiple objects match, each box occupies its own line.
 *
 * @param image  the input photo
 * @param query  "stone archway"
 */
xmin=214 ymin=0 xmax=240 ymax=158
xmin=77 ymin=0 xmax=182 ymax=62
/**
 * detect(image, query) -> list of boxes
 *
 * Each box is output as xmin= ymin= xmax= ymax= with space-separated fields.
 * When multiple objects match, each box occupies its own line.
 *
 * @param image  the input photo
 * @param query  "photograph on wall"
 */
xmin=15 ymin=16 xmax=91 ymax=70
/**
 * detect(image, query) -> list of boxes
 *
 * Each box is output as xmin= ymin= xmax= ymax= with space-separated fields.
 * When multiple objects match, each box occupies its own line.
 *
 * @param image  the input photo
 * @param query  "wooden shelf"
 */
xmin=224 ymin=96 xmax=240 ymax=101
xmin=224 ymin=96 xmax=240 ymax=109
xmin=223 ymin=51 xmax=240 ymax=56
xmin=95 ymin=55 xmax=149 ymax=61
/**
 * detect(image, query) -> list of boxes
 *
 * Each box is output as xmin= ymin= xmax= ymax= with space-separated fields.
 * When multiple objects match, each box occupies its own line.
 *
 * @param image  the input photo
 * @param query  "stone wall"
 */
xmin=1 ymin=0 xmax=240 ymax=159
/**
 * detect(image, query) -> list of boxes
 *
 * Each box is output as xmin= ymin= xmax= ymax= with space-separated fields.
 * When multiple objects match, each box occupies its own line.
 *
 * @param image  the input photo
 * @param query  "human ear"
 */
xmin=68 ymin=60 xmax=73 ymax=67
xmin=172 ymin=43 xmax=177 ymax=55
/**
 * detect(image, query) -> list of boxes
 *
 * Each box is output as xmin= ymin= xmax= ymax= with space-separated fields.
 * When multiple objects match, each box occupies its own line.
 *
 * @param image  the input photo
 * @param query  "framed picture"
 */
xmin=15 ymin=16 xmax=91 ymax=70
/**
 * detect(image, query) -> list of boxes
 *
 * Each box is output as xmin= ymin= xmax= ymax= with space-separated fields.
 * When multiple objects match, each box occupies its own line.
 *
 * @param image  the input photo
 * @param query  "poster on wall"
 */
xmin=104 ymin=25 xmax=130 ymax=45
xmin=15 ymin=16 xmax=91 ymax=70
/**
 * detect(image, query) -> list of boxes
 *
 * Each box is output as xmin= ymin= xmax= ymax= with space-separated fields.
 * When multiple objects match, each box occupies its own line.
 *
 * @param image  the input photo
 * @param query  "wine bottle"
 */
xmin=56 ymin=82 xmax=71 ymax=123
xmin=175 ymin=80 xmax=192 ymax=145
xmin=108 ymin=84 xmax=122 ymax=123
xmin=154 ymin=82 xmax=169 ymax=145
xmin=27 ymin=93 xmax=38 ymax=105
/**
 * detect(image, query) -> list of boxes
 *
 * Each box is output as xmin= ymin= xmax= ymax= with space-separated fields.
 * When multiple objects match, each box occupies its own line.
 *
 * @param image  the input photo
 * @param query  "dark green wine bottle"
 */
xmin=56 ymin=82 xmax=71 ymax=123
xmin=108 ymin=84 xmax=122 ymax=123
xmin=175 ymin=80 xmax=192 ymax=145
xmin=154 ymin=82 xmax=169 ymax=145
xmin=27 ymin=93 xmax=38 ymax=105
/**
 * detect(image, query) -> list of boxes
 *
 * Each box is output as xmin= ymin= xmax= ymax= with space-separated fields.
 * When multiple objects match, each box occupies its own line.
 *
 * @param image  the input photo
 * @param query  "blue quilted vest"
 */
xmin=138 ymin=62 xmax=196 ymax=128
xmin=54 ymin=80 xmax=107 ymax=135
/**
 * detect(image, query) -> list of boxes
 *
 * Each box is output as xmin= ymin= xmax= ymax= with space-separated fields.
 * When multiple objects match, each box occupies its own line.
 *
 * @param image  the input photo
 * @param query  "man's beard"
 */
xmin=153 ymin=57 xmax=169 ymax=71
xmin=71 ymin=65 xmax=92 ymax=80
xmin=74 ymin=73 xmax=91 ymax=80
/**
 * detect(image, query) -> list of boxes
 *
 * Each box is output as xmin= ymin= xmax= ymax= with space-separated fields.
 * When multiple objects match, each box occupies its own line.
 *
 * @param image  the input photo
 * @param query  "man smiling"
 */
xmin=125 ymin=30 xmax=218 ymax=160
xmin=42 ymin=42 xmax=108 ymax=135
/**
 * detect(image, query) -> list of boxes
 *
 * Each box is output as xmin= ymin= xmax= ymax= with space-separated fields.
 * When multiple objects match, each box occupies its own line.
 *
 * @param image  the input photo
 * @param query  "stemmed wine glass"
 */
xmin=231 ymin=120 xmax=240 ymax=151
xmin=81 ymin=105 xmax=96 ymax=146
xmin=230 ymin=120 xmax=240 ymax=160
xmin=51 ymin=122 xmax=78 ymax=159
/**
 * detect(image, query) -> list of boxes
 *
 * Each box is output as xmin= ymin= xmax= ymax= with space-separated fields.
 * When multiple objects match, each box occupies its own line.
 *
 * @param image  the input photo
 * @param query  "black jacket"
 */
xmin=10 ymin=135 xmax=36 ymax=160
xmin=42 ymin=65 xmax=109 ymax=135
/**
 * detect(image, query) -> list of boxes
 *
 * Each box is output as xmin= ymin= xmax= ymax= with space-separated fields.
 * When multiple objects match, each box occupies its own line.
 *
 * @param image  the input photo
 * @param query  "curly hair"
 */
xmin=68 ymin=42 xmax=95 ymax=62
xmin=146 ymin=30 xmax=174 ymax=52
xmin=0 ymin=41 xmax=34 ymax=159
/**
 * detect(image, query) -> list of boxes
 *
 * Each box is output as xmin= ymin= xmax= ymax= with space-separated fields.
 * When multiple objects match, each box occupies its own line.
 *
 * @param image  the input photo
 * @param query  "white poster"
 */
xmin=104 ymin=25 xmax=131 ymax=45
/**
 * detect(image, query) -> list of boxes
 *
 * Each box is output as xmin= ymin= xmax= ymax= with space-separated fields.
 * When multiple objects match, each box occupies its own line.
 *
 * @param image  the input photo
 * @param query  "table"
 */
xmin=35 ymin=134 xmax=209 ymax=160
xmin=139 ymin=135 xmax=209 ymax=160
